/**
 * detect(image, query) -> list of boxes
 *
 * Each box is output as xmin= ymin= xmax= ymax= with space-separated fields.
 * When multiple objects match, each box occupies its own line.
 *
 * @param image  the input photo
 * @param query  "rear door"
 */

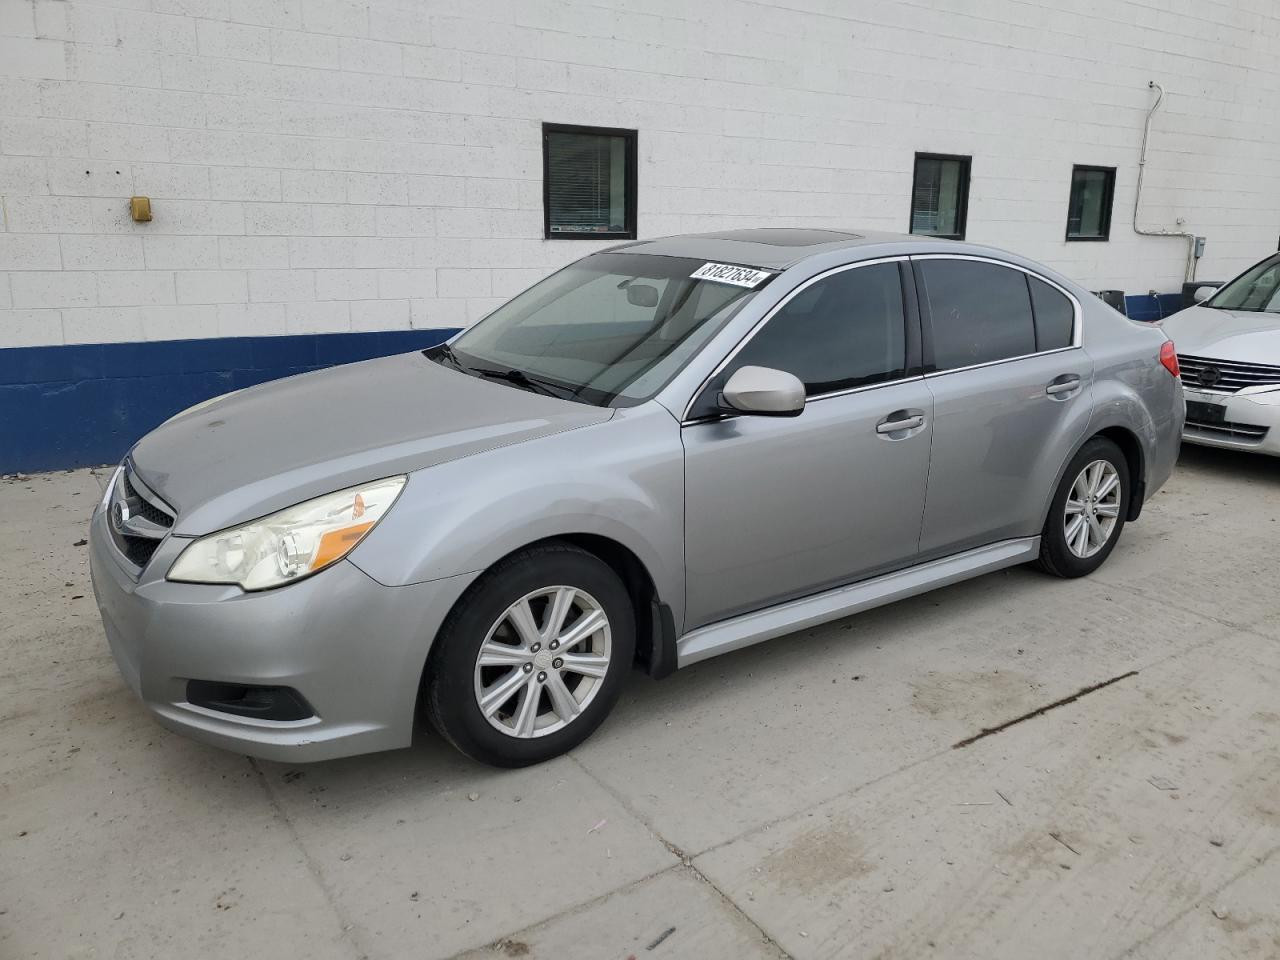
xmin=913 ymin=255 xmax=1094 ymax=558
xmin=681 ymin=259 xmax=933 ymax=629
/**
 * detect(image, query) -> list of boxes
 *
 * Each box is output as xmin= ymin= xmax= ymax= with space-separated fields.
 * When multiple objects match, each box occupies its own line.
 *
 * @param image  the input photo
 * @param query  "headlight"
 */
xmin=167 ymin=476 xmax=406 ymax=591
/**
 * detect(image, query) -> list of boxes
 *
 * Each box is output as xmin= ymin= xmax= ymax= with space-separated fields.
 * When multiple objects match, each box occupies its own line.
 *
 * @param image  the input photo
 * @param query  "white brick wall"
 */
xmin=3 ymin=0 xmax=1280 ymax=348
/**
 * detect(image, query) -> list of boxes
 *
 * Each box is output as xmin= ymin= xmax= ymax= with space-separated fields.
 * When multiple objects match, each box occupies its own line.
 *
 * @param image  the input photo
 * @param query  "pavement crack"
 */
xmin=247 ymin=757 xmax=364 ymax=959
xmin=1111 ymin=843 xmax=1280 ymax=959
xmin=952 ymin=670 xmax=1139 ymax=749
xmin=452 ymin=861 xmax=688 ymax=960
xmin=568 ymin=754 xmax=795 ymax=959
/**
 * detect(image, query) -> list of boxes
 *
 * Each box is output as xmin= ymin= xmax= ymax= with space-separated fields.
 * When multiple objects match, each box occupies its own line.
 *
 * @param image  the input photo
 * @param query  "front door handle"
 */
xmin=1046 ymin=375 xmax=1082 ymax=397
xmin=876 ymin=414 xmax=925 ymax=434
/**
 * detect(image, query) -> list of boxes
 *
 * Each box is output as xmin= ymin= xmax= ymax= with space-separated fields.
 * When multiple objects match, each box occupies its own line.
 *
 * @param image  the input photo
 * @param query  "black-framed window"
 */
xmin=543 ymin=123 xmax=637 ymax=240
xmin=918 ymin=259 xmax=1035 ymax=369
xmin=726 ymin=262 xmax=907 ymax=397
xmin=909 ymin=153 xmax=970 ymax=240
xmin=1065 ymin=165 xmax=1115 ymax=241
xmin=1028 ymin=275 xmax=1074 ymax=350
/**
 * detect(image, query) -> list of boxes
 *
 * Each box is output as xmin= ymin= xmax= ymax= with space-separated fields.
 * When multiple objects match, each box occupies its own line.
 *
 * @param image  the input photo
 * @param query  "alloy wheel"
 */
xmin=472 ymin=585 xmax=612 ymax=739
xmin=1064 ymin=459 xmax=1121 ymax=558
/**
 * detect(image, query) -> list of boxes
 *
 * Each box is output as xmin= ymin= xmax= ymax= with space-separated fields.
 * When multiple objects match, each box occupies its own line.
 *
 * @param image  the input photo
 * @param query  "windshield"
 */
xmin=1207 ymin=254 xmax=1280 ymax=313
xmin=437 ymin=252 xmax=770 ymax=406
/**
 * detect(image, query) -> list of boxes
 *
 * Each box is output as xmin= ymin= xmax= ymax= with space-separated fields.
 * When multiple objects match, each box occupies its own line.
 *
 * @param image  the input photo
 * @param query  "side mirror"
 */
xmin=720 ymin=365 xmax=805 ymax=417
xmin=1192 ymin=284 xmax=1219 ymax=304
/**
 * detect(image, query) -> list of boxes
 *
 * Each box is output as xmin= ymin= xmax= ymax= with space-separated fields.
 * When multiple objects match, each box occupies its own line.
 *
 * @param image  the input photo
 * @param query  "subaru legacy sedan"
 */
xmin=89 ymin=229 xmax=1183 ymax=767
xmin=1163 ymin=252 xmax=1280 ymax=456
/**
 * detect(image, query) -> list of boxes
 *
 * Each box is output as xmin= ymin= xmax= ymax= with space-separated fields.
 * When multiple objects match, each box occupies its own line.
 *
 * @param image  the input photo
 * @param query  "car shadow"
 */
xmin=1176 ymin=442 xmax=1278 ymax=483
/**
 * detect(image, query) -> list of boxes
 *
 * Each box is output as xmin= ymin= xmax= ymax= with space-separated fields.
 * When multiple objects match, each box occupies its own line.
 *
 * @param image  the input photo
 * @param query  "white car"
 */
xmin=1163 ymin=253 xmax=1280 ymax=456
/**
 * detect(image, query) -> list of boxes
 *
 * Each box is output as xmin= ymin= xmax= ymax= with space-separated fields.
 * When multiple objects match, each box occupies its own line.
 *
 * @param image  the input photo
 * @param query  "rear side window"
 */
xmin=919 ymin=260 xmax=1035 ymax=370
xmin=727 ymin=262 xmax=907 ymax=396
xmin=1029 ymin=276 xmax=1074 ymax=350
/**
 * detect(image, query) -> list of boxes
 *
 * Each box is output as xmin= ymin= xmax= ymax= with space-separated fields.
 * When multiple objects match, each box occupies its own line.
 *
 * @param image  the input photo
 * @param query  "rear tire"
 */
xmin=424 ymin=542 xmax=634 ymax=767
xmin=1035 ymin=436 xmax=1130 ymax=578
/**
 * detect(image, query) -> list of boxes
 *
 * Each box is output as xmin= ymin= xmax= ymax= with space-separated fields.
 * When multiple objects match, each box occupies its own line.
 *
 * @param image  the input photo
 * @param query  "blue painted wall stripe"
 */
xmin=0 ymin=328 xmax=458 ymax=474
xmin=1122 ymin=292 xmax=1184 ymax=322
xmin=0 ymin=290 xmax=1188 ymax=474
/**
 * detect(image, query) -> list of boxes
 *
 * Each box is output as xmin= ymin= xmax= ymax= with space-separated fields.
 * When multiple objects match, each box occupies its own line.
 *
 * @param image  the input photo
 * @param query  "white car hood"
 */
xmin=1162 ymin=305 xmax=1280 ymax=364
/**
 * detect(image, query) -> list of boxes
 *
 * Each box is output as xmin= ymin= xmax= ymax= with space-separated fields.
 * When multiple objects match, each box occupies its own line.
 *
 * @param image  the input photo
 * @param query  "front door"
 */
xmin=681 ymin=260 xmax=933 ymax=630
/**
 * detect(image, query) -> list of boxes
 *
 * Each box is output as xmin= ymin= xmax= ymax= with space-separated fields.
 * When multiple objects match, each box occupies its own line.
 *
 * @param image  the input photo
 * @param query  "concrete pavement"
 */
xmin=1 ymin=445 xmax=1277 ymax=959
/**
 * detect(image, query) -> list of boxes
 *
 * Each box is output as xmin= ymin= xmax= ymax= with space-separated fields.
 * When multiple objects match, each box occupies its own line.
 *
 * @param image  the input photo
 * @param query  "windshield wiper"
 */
xmin=473 ymin=366 xmax=577 ymax=399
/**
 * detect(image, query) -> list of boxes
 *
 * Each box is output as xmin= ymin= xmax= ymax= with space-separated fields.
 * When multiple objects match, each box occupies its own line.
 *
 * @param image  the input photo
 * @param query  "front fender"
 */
xmin=346 ymin=404 xmax=687 ymax=629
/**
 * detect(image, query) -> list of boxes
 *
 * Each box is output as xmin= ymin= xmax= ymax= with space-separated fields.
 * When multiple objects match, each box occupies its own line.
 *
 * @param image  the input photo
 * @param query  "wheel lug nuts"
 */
xmin=549 ymin=640 xmax=558 ymax=650
xmin=552 ymin=658 xmax=563 ymax=669
xmin=537 ymin=671 xmax=547 ymax=682
xmin=530 ymin=642 xmax=541 ymax=653
xmin=522 ymin=663 xmax=533 ymax=673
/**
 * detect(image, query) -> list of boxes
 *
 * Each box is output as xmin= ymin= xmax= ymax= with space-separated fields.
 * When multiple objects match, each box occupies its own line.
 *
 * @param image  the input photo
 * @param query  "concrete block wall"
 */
xmin=2 ymin=0 xmax=1279 ymax=469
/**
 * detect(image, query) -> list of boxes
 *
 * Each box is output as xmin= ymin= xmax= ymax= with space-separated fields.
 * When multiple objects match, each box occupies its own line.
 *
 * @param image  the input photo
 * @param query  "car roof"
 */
xmin=605 ymin=227 xmax=921 ymax=270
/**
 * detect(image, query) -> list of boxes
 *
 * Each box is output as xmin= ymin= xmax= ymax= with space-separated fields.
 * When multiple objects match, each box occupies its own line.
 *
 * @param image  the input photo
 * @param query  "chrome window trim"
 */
xmin=681 ymin=373 xmax=927 ymax=426
xmin=923 ymin=344 xmax=1083 ymax=379
xmin=680 ymin=255 xmax=912 ymax=424
xmin=909 ymin=254 xmax=1084 ymax=375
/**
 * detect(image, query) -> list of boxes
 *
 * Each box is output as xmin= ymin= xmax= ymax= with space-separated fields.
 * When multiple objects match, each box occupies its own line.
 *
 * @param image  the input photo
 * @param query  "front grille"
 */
xmin=123 ymin=472 xmax=172 ymax=527
xmin=1179 ymin=354 xmax=1280 ymax=393
xmin=107 ymin=463 xmax=176 ymax=571
xmin=1184 ymin=416 xmax=1270 ymax=443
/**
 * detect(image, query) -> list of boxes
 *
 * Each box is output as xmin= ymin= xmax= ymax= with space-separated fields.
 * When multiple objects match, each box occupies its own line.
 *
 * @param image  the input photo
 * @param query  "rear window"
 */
xmin=919 ymin=260 xmax=1035 ymax=370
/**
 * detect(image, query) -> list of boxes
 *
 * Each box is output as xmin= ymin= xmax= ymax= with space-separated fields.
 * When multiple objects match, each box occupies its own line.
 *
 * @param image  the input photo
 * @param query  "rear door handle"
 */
xmin=1046 ymin=375 xmax=1082 ymax=397
xmin=876 ymin=414 xmax=925 ymax=434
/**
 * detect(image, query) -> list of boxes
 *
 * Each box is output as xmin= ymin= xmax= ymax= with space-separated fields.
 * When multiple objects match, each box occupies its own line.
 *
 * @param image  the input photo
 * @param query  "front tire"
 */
xmin=424 ymin=542 xmax=634 ymax=767
xmin=1035 ymin=436 xmax=1129 ymax=578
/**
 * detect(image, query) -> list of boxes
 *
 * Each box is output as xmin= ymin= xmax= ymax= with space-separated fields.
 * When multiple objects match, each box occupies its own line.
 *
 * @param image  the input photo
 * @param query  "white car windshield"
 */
xmin=1207 ymin=254 xmax=1280 ymax=313
xmin=434 ymin=252 xmax=770 ymax=406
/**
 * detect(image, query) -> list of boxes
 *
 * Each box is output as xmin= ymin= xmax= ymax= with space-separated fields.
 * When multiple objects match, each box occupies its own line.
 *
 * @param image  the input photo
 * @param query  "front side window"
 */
xmin=711 ymin=262 xmax=907 ymax=405
xmin=1206 ymin=255 xmax=1280 ymax=313
xmin=441 ymin=253 xmax=765 ymax=406
xmin=910 ymin=153 xmax=970 ymax=240
xmin=543 ymin=123 xmax=637 ymax=240
xmin=920 ymin=259 xmax=1036 ymax=370
xmin=1065 ymin=165 xmax=1115 ymax=241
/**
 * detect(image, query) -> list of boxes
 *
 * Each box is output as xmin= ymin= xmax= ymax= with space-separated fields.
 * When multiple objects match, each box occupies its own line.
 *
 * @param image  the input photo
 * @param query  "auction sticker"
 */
xmin=690 ymin=262 xmax=773 ymax=288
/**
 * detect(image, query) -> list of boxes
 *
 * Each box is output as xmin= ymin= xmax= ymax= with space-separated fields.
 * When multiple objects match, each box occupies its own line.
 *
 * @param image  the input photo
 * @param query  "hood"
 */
xmin=1162 ymin=305 xmax=1280 ymax=363
xmin=131 ymin=351 xmax=613 ymax=535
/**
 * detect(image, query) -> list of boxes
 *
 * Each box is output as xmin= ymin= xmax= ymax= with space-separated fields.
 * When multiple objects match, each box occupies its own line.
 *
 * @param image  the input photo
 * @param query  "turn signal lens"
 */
xmin=168 ymin=477 xmax=406 ymax=591
xmin=1160 ymin=341 xmax=1180 ymax=377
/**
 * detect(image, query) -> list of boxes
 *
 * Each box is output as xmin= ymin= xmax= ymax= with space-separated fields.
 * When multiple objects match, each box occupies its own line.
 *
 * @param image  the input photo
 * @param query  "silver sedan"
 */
xmin=89 ymin=228 xmax=1183 ymax=767
xmin=1163 ymin=253 xmax=1280 ymax=456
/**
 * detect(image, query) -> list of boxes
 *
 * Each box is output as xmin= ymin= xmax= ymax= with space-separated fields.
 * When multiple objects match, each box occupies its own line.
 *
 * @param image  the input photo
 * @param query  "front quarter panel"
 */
xmin=346 ymin=403 xmax=687 ymax=629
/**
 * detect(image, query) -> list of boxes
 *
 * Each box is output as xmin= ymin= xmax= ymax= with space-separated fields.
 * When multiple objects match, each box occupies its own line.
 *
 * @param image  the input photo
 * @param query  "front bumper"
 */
xmin=1181 ymin=386 xmax=1280 ymax=457
xmin=88 ymin=506 xmax=478 ymax=762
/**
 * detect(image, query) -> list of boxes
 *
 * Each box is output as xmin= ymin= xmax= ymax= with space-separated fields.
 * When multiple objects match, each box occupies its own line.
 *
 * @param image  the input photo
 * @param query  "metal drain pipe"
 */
xmin=1134 ymin=81 xmax=1197 ymax=282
